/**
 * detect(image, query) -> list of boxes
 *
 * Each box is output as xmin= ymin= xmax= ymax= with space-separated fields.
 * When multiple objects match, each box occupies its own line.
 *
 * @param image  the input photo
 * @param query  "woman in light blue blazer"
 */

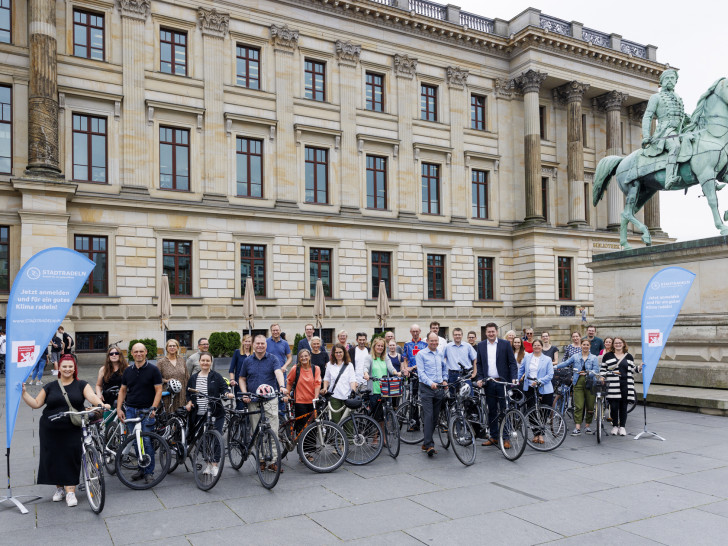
xmin=556 ymin=338 xmax=600 ymax=436
xmin=519 ymin=340 xmax=554 ymax=444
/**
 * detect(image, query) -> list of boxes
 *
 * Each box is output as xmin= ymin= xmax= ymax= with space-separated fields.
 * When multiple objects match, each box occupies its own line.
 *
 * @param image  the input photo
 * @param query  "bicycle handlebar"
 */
xmin=49 ymin=407 xmax=102 ymax=422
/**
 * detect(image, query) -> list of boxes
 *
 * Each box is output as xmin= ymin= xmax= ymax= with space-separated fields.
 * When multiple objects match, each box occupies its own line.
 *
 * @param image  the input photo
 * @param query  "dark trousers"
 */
xmin=485 ymin=379 xmax=505 ymax=439
xmin=420 ymin=386 xmax=445 ymax=449
xmin=609 ymin=382 xmax=629 ymax=427
xmin=193 ymin=413 xmax=225 ymax=462
xmin=294 ymin=402 xmax=314 ymax=434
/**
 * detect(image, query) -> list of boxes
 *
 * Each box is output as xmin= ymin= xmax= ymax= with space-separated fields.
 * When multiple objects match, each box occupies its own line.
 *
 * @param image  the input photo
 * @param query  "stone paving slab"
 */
xmin=2 ymin=370 xmax=728 ymax=545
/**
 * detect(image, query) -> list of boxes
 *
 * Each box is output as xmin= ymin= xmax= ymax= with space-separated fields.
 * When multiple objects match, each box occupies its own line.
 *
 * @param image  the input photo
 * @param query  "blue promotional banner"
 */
xmin=4 ymin=248 xmax=94 ymax=449
xmin=640 ymin=267 xmax=695 ymax=397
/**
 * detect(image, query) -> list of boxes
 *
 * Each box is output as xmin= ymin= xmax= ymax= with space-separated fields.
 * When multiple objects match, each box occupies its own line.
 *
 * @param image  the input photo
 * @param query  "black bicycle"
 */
xmin=395 ymin=373 xmax=424 ymax=445
xmin=115 ymin=407 xmax=171 ymax=490
xmin=446 ymin=375 xmax=477 ymax=466
xmin=226 ymin=391 xmax=282 ymax=489
xmin=187 ymin=389 xmax=231 ymax=490
xmin=474 ymin=378 xmax=528 ymax=461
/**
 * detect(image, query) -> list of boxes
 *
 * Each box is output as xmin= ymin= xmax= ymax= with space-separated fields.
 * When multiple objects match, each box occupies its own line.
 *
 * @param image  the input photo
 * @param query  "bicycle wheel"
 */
xmin=115 ymin=431 xmax=171 ymax=490
xmin=256 ymin=428 xmax=281 ymax=489
xmin=227 ymin=417 xmax=247 ymax=470
xmin=384 ymin=408 xmax=400 ymax=459
xmin=83 ymin=445 xmax=105 ymax=514
xmin=166 ymin=416 xmax=185 ymax=473
xmin=449 ymin=415 xmax=476 ymax=466
xmin=341 ymin=414 xmax=383 ymax=465
xmin=438 ymin=406 xmax=450 ymax=449
xmin=298 ymin=420 xmax=348 ymax=473
xmin=193 ymin=430 xmax=225 ymax=491
xmin=104 ymin=423 xmax=122 ymax=475
xmin=395 ymin=402 xmax=424 ymax=445
xmin=525 ymin=407 xmax=567 ymax=452
xmin=627 ymin=398 xmax=637 ymax=413
xmin=499 ymin=409 xmax=527 ymax=461
xmin=596 ymin=399 xmax=603 ymax=444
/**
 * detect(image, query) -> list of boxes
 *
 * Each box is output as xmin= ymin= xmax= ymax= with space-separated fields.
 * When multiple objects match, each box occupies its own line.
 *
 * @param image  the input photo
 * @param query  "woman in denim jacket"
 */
xmin=555 ymin=339 xmax=599 ymax=436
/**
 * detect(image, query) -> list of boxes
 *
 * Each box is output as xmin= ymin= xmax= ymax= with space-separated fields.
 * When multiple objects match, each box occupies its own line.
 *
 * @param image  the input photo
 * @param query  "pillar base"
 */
xmin=606 ymin=223 xmax=621 ymax=231
xmin=24 ymin=166 xmax=64 ymax=180
xmin=648 ymin=227 xmax=668 ymax=238
xmin=567 ymin=220 xmax=588 ymax=229
xmin=520 ymin=216 xmax=546 ymax=228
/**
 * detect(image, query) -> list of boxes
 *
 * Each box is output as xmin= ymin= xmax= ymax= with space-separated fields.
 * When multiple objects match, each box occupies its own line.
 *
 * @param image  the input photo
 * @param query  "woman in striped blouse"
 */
xmin=600 ymin=337 xmax=640 ymax=436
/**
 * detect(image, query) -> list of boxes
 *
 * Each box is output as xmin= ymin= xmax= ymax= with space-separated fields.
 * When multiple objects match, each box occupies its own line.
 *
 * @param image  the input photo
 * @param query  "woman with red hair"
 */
xmin=21 ymin=354 xmax=108 ymax=507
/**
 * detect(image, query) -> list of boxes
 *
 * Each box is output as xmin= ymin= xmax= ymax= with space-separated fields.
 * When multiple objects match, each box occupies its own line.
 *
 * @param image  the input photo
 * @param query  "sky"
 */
xmin=455 ymin=0 xmax=728 ymax=241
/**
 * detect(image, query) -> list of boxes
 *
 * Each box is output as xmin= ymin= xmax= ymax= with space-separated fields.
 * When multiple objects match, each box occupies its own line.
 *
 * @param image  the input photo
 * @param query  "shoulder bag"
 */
xmin=57 ymin=380 xmax=83 ymax=426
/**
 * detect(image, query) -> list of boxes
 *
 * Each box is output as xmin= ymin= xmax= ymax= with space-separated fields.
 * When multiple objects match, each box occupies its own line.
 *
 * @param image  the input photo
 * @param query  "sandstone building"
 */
xmin=0 ymin=0 xmax=669 ymax=352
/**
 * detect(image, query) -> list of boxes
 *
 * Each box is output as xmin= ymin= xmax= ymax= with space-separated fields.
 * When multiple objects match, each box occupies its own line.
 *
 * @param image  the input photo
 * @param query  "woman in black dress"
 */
xmin=21 ymin=354 xmax=107 ymax=507
xmin=95 ymin=345 xmax=128 ymax=412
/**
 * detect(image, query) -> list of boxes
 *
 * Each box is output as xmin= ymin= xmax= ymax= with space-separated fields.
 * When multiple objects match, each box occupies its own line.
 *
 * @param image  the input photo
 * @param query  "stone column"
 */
xmin=394 ymin=54 xmax=418 ymax=215
xmin=271 ymin=24 xmax=299 ymax=204
xmin=335 ymin=40 xmax=361 ymax=208
xmin=513 ymin=70 xmax=547 ymax=222
xmin=27 ymin=0 xmax=61 ymax=175
xmin=198 ymin=8 xmax=229 ymax=198
xmin=555 ymin=80 xmax=590 ymax=226
xmin=644 ymin=193 xmax=662 ymax=233
xmin=446 ymin=66 xmax=469 ymax=218
xmin=595 ymin=91 xmax=628 ymax=228
xmin=119 ymin=0 xmax=151 ymax=189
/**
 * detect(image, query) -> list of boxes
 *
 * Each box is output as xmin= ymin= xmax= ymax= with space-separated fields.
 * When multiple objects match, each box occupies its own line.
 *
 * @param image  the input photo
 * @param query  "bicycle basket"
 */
xmin=344 ymin=396 xmax=363 ymax=409
xmin=591 ymin=376 xmax=608 ymax=395
xmin=380 ymin=377 xmax=403 ymax=397
xmin=554 ymin=367 xmax=573 ymax=387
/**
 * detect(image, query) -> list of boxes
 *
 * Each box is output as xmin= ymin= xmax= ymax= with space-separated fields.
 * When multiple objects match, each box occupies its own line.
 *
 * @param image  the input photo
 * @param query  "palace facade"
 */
xmin=0 ymin=0 xmax=669 ymax=352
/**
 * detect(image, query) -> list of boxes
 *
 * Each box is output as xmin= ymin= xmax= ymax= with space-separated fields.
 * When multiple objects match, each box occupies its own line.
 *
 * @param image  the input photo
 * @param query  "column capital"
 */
xmin=628 ymin=101 xmax=649 ymax=123
xmin=117 ymin=0 xmax=151 ymax=21
xmin=270 ymin=24 xmax=299 ymax=51
xmin=393 ymin=54 xmax=418 ymax=79
xmin=335 ymin=40 xmax=361 ymax=67
xmin=494 ymin=77 xmax=515 ymax=98
xmin=553 ymin=80 xmax=590 ymax=105
xmin=512 ymin=69 xmax=547 ymax=95
xmin=593 ymin=90 xmax=628 ymax=112
xmin=198 ymin=7 xmax=229 ymax=38
xmin=446 ymin=66 xmax=469 ymax=89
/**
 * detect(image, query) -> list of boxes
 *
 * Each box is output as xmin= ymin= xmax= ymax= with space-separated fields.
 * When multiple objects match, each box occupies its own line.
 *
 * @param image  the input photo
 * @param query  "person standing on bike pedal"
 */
xmin=475 ymin=322 xmax=519 ymax=448
xmin=116 ymin=343 xmax=163 ymax=484
xmin=417 ymin=332 xmax=448 ymax=457
xmin=239 ymin=335 xmax=288 ymax=472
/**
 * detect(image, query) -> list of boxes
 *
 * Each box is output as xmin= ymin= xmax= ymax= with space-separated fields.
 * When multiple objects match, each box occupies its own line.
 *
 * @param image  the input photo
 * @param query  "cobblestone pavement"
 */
xmin=2 ymin=368 xmax=728 ymax=545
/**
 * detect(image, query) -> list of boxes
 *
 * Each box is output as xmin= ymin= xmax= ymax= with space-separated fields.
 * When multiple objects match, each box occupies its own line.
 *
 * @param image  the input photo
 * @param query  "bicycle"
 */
xmin=370 ymin=376 xmax=402 ymax=458
xmin=115 ymin=407 xmax=171 ymax=490
xmin=278 ymin=396 xmax=349 ymax=472
xmin=446 ymin=375 xmax=477 ymax=466
xmin=521 ymin=379 xmax=567 ymax=452
xmin=395 ymin=373 xmax=424 ymax=445
xmin=50 ymin=407 xmax=106 ymax=514
xmin=323 ymin=394 xmax=383 ymax=465
xmin=553 ymin=366 xmax=575 ymax=427
xmin=478 ymin=378 xmax=528 ymax=461
xmin=155 ymin=385 xmax=189 ymax=474
xmin=185 ymin=389 xmax=230 ymax=490
xmin=226 ymin=391 xmax=283 ymax=489
xmin=593 ymin=371 xmax=620 ymax=444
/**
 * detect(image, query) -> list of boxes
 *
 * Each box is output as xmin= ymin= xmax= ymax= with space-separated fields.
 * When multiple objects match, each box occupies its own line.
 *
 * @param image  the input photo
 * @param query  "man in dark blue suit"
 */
xmin=474 ymin=322 xmax=518 ymax=447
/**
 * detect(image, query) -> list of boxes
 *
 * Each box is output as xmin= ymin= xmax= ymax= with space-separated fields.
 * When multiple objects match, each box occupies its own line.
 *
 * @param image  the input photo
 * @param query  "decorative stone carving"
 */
xmin=512 ymin=69 xmax=547 ymax=95
xmin=494 ymin=78 xmax=515 ymax=98
xmin=594 ymin=90 xmax=628 ymax=112
xmin=553 ymin=81 xmax=590 ymax=105
xmin=539 ymin=15 xmax=571 ymax=36
xmin=58 ymin=93 xmax=65 ymax=111
xmin=628 ymin=101 xmax=649 ymax=123
xmin=584 ymin=172 xmax=594 ymax=183
xmin=270 ymin=24 xmax=299 ymax=50
xmin=114 ymin=101 xmax=121 ymax=120
xmin=582 ymin=28 xmax=610 ymax=48
xmin=446 ymin=66 xmax=469 ymax=89
xmin=198 ymin=8 xmax=229 ymax=38
xmin=541 ymin=166 xmax=557 ymax=179
xmin=335 ymin=40 xmax=361 ymax=66
xmin=117 ymin=0 xmax=151 ymax=20
xmin=393 ymin=54 xmax=418 ymax=79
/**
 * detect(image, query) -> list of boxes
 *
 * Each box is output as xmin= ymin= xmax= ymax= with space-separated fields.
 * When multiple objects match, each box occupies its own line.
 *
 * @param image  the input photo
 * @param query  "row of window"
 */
xmin=0 ymin=231 xmax=573 ymax=301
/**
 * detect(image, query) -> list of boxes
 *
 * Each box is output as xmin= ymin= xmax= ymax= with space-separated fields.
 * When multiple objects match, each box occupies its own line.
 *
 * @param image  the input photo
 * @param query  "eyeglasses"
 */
xmin=109 ymin=352 xmax=120 ymax=356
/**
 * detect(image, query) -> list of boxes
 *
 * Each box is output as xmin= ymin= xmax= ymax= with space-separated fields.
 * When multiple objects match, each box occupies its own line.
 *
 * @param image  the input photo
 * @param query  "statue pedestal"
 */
xmin=587 ymin=237 xmax=728 ymax=415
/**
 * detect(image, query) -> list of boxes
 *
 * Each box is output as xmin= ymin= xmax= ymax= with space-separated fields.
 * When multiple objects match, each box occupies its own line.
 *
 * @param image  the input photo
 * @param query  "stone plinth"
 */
xmin=588 ymin=237 xmax=728 ymax=413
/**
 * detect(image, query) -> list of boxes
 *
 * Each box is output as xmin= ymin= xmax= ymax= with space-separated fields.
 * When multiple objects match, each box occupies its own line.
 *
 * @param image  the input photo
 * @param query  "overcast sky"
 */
xmin=454 ymin=0 xmax=726 ymax=241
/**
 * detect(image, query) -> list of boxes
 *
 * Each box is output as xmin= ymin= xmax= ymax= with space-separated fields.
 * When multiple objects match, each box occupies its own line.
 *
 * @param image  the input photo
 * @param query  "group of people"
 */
xmin=20 ymin=320 xmax=641 ymax=507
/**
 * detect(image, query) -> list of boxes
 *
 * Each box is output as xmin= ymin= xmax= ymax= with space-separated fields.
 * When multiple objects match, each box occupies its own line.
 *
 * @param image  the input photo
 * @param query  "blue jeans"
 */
xmin=125 ymin=407 xmax=156 ymax=475
xmin=31 ymin=356 xmax=46 ymax=381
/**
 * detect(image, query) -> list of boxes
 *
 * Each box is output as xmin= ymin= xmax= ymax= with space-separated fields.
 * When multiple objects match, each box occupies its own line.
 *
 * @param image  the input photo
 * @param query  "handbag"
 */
xmin=57 ymin=380 xmax=83 ymax=426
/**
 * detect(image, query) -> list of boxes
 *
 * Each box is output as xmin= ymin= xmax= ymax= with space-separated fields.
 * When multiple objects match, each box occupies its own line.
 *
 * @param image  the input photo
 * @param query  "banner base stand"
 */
xmin=0 ymin=488 xmax=42 ymax=514
xmin=633 ymin=398 xmax=665 ymax=441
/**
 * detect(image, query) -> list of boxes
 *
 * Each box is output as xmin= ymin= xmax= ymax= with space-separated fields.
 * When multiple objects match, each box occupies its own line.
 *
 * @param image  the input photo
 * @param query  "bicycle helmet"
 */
xmin=256 ymin=384 xmax=276 ymax=399
xmin=458 ymin=382 xmax=472 ymax=399
xmin=168 ymin=378 xmax=183 ymax=394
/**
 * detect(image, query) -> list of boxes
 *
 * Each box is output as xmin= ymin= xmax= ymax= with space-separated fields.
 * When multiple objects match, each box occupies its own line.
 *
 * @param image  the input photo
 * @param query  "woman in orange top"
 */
xmin=286 ymin=349 xmax=322 ymax=433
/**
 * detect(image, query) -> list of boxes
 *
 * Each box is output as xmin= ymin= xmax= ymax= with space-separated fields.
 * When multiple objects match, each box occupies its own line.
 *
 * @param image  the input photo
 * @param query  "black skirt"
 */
xmin=37 ymin=415 xmax=82 ymax=486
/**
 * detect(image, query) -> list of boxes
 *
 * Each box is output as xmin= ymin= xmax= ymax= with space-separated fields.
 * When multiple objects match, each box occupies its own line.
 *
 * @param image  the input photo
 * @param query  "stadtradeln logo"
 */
xmin=26 ymin=267 xmax=41 ymax=280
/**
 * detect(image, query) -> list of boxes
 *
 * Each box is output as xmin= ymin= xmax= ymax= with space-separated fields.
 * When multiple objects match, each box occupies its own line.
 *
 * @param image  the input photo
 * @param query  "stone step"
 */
xmin=635 ymin=383 xmax=728 ymax=416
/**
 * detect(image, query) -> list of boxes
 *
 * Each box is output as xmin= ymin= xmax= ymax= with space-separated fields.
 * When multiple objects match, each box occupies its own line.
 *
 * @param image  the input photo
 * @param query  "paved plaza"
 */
xmin=2 ymin=368 xmax=728 ymax=545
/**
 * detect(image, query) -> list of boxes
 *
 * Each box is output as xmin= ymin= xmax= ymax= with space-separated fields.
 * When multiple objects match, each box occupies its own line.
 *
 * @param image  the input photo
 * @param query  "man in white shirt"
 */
xmin=429 ymin=321 xmax=447 ymax=355
xmin=348 ymin=333 xmax=371 ymax=387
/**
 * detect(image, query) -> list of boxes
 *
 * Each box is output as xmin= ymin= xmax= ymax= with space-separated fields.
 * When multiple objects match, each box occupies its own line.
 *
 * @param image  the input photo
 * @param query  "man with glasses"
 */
xmin=467 ymin=331 xmax=478 ymax=349
xmin=186 ymin=337 xmax=210 ymax=376
xmin=444 ymin=328 xmax=477 ymax=394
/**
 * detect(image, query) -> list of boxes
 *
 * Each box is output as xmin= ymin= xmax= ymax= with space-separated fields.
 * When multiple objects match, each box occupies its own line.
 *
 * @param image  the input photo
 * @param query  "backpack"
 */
xmin=290 ymin=363 xmax=319 ymax=401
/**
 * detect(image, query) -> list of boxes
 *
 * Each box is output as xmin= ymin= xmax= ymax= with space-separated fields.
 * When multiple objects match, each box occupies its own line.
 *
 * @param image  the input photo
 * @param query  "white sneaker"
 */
xmin=619 ymin=427 xmax=627 ymax=436
xmin=36 ymin=380 xmax=43 ymax=386
xmin=65 ymin=491 xmax=77 ymax=507
xmin=211 ymin=465 xmax=219 ymax=477
xmin=611 ymin=426 xmax=619 ymax=436
xmin=202 ymin=464 xmax=211 ymax=476
xmin=52 ymin=487 xmax=65 ymax=502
